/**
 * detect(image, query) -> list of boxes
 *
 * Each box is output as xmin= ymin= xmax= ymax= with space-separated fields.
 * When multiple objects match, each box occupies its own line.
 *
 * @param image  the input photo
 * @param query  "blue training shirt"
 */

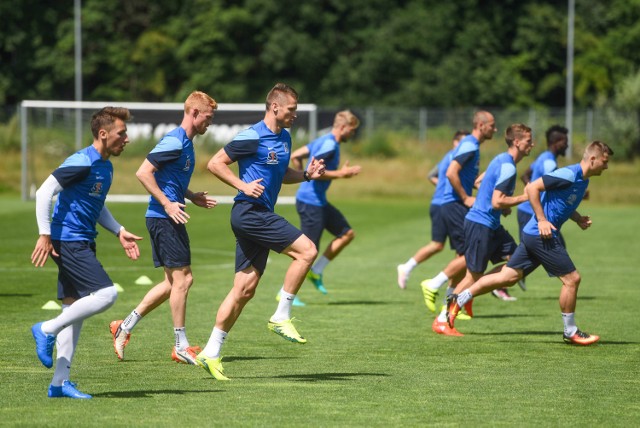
xmin=441 ymin=134 xmax=480 ymax=204
xmin=224 ymin=120 xmax=292 ymax=212
xmin=145 ymin=127 xmax=195 ymax=218
xmin=431 ymin=149 xmax=455 ymax=206
xmin=50 ymin=145 xmax=112 ymax=242
xmin=523 ymin=163 xmax=588 ymax=237
xmin=295 ymin=133 xmax=340 ymax=207
xmin=518 ymin=150 xmax=558 ymax=216
xmin=466 ymin=152 xmax=517 ymax=230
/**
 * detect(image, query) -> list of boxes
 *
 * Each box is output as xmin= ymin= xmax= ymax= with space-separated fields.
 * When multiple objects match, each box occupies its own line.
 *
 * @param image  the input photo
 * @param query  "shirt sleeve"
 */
xmin=147 ymin=136 xmax=182 ymax=169
xmin=542 ymin=167 xmax=575 ymax=191
xmin=35 ymin=175 xmax=63 ymax=235
xmin=224 ymin=129 xmax=260 ymax=161
xmin=97 ymin=205 xmax=122 ymax=236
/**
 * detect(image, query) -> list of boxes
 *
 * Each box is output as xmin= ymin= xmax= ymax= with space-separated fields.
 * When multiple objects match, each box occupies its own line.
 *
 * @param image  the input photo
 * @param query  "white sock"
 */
xmin=437 ymin=306 xmax=448 ymax=322
xmin=42 ymin=286 xmax=117 ymax=335
xmin=562 ymin=313 xmax=577 ymax=336
xmin=457 ymin=290 xmax=473 ymax=307
xmin=174 ymin=327 xmax=189 ymax=350
xmin=121 ymin=310 xmax=142 ymax=332
xmin=428 ymin=272 xmax=449 ymax=291
xmin=271 ymin=290 xmax=295 ymax=322
xmin=312 ymin=256 xmax=330 ymax=274
xmin=203 ymin=327 xmax=227 ymax=359
xmin=402 ymin=258 xmax=418 ymax=273
xmin=51 ymin=305 xmax=83 ymax=387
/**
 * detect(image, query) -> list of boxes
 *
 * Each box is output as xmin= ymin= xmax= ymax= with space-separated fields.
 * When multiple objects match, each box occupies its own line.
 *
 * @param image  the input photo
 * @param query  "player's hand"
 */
xmin=537 ymin=219 xmax=557 ymax=239
xmin=501 ymin=207 xmax=512 ymax=217
xmin=191 ymin=191 xmax=217 ymax=209
xmin=242 ymin=178 xmax=265 ymax=198
xmin=164 ymin=201 xmax=190 ymax=224
xmin=341 ymin=160 xmax=361 ymax=178
xmin=31 ymin=235 xmax=58 ymax=267
xmin=575 ymin=215 xmax=592 ymax=230
xmin=306 ymin=157 xmax=326 ymax=179
xmin=463 ymin=195 xmax=475 ymax=208
xmin=118 ymin=229 xmax=143 ymax=260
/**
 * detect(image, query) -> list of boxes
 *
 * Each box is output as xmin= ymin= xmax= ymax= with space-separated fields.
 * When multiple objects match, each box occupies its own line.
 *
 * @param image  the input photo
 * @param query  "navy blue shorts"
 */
xmin=507 ymin=233 xmax=576 ymax=277
xmin=296 ymin=200 xmax=351 ymax=249
xmin=231 ymin=201 xmax=303 ymax=276
xmin=463 ymin=220 xmax=517 ymax=273
xmin=517 ymin=210 xmax=566 ymax=247
xmin=441 ymin=201 xmax=469 ymax=254
xmin=430 ymin=203 xmax=448 ymax=245
xmin=517 ymin=210 xmax=533 ymax=243
xmin=51 ymin=240 xmax=113 ymax=300
xmin=146 ymin=217 xmax=191 ymax=268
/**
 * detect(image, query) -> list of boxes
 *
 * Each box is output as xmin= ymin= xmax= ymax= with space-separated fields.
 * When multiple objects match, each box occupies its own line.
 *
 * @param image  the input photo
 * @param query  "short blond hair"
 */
xmin=185 ymin=91 xmax=217 ymax=114
xmin=583 ymin=140 xmax=614 ymax=160
xmin=333 ymin=110 xmax=360 ymax=128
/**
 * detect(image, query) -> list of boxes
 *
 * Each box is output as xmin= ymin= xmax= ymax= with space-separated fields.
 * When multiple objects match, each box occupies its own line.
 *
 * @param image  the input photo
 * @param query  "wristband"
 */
xmin=303 ymin=171 xmax=311 ymax=182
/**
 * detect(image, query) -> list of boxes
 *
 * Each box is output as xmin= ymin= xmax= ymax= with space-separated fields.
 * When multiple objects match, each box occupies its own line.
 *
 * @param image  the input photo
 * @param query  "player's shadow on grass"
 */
xmin=224 ymin=355 xmax=296 ymax=363
xmin=472 ymin=314 xmax=539 ymax=320
xmin=327 ymin=301 xmax=394 ymax=306
xmin=92 ymin=389 xmax=223 ymax=398
xmin=472 ymin=330 xmax=557 ymax=336
xmin=260 ymin=372 xmax=389 ymax=382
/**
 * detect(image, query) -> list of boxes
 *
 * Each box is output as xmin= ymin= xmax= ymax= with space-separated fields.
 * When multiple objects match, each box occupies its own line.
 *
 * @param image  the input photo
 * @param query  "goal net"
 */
xmin=20 ymin=101 xmax=317 ymax=203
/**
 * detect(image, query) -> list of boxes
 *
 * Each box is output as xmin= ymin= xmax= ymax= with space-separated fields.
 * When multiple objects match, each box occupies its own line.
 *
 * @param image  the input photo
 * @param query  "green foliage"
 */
xmin=2 ymin=1 xmax=640 ymax=109
xmin=600 ymin=70 xmax=640 ymax=157
xmin=351 ymin=130 xmax=398 ymax=158
xmin=0 ymin=115 xmax=19 ymax=151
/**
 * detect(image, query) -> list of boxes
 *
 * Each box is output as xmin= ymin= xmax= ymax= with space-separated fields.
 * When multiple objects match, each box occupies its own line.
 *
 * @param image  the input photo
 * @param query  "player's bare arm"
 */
xmin=137 ymin=158 xmax=190 ymax=224
xmin=316 ymin=160 xmax=361 ymax=181
xmin=186 ymin=190 xmax=217 ymax=209
xmin=526 ymin=177 xmax=556 ymax=238
xmin=207 ymin=148 xmax=265 ymax=198
xmin=570 ymin=211 xmax=592 ymax=230
xmin=491 ymin=189 xmax=528 ymax=210
xmin=290 ymin=146 xmax=310 ymax=170
xmin=447 ymin=160 xmax=474 ymax=207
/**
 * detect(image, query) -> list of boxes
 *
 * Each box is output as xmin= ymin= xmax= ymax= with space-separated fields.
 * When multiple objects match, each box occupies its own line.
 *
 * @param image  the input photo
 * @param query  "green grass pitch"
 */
xmin=0 ymin=197 xmax=638 ymax=426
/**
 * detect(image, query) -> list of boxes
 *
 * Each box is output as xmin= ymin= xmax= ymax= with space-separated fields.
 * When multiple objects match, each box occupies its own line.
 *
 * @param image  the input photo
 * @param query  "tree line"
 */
xmin=2 ymin=0 xmax=639 ymax=111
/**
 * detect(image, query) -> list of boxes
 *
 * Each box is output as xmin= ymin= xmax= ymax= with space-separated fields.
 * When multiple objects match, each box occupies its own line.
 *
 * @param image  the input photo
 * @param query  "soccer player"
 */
xmin=515 ymin=125 xmax=569 ymax=291
xmin=447 ymin=141 xmax=613 ymax=345
xmin=30 ymin=107 xmax=142 ymax=399
xmin=291 ymin=110 xmax=361 ymax=296
xmin=109 ymin=91 xmax=218 ymax=364
xmin=396 ymin=130 xmax=468 ymax=289
xmin=438 ymin=124 xmax=534 ymax=336
xmin=196 ymin=83 xmax=325 ymax=380
xmin=418 ymin=111 xmax=496 ymax=334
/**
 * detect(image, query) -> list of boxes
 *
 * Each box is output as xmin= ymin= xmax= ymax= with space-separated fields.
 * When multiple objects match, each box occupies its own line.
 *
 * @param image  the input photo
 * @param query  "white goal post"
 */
xmin=20 ymin=100 xmax=318 ymax=202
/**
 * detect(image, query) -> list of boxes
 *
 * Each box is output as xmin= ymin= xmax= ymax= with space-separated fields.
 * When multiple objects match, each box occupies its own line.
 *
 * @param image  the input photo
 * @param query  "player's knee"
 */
xmin=301 ymin=240 xmax=318 ymax=264
xmin=180 ymin=272 xmax=194 ymax=291
xmin=567 ymin=271 xmax=581 ymax=288
xmin=433 ymin=242 xmax=445 ymax=252
xmin=95 ymin=285 xmax=118 ymax=309
xmin=343 ymin=229 xmax=355 ymax=242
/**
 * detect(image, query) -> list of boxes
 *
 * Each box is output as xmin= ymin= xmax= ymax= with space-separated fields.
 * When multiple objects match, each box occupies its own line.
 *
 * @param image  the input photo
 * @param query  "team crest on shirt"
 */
xmin=567 ymin=193 xmax=578 ymax=205
xmin=183 ymin=157 xmax=191 ymax=171
xmin=266 ymin=151 xmax=278 ymax=165
xmin=90 ymin=182 xmax=103 ymax=197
